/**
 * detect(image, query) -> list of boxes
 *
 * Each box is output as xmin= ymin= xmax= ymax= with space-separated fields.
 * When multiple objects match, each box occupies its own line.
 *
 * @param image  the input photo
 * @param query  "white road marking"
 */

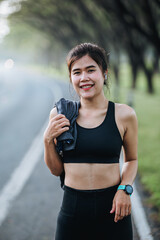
xmin=120 ymin=151 xmax=153 ymax=240
xmin=132 ymin=184 xmax=154 ymax=240
xmin=0 ymin=81 xmax=63 ymax=226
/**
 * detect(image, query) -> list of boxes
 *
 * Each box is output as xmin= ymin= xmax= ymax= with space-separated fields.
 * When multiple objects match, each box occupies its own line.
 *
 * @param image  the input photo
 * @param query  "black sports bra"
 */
xmin=62 ymin=101 xmax=123 ymax=164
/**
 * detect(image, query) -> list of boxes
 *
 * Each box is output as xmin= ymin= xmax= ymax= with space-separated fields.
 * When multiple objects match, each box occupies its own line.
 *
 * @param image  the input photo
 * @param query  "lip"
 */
xmin=80 ymin=84 xmax=95 ymax=91
xmin=80 ymin=84 xmax=94 ymax=88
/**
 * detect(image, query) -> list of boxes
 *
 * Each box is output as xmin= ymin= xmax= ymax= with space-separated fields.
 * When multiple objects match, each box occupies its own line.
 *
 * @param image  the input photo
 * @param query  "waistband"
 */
xmin=63 ymin=183 xmax=120 ymax=195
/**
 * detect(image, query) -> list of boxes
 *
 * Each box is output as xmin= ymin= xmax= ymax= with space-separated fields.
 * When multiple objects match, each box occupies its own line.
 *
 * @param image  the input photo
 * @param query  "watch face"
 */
xmin=126 ymin=185 xmax=133 ymax=195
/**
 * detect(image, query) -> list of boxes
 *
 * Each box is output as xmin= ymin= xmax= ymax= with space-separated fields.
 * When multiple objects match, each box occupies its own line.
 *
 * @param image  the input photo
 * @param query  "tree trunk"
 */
xmin=126 ymin=65 xmax=138 ymax=107
xmin=113 ymin=65 xmax=120 ymax=102
xmin=145 ymin=70 xmax=154 ymax=94
xmin=140 ymin=58 xmax=155 ymax=94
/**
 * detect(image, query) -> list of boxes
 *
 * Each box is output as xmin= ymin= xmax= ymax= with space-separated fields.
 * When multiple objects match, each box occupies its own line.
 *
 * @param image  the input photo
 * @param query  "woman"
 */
xmin=43 ymin=43 xmax=138 ymax=240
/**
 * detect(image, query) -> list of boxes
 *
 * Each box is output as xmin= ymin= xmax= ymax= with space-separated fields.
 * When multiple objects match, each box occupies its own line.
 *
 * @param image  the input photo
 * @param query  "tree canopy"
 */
xmin=8 ymin=0 xmax=160 ymax=93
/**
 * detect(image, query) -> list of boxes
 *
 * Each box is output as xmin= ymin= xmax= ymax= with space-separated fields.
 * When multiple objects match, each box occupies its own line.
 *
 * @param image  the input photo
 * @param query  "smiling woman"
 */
xmin=43 ymin=42 xmax=138 ymax=240
xmin=72 ymin=64 xmax=97 ymax=91
xmin=70 ymin=55 xmax=105 ymax=99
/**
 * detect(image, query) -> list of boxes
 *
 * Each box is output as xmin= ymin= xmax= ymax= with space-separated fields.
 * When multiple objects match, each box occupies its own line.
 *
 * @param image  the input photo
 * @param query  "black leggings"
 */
xmin=55 ymin=184 xmax=133 ymax=240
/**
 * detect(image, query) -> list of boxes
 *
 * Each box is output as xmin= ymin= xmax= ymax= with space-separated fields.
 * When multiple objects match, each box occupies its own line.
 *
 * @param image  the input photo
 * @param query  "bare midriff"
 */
xmin=64 ymin=163 xmax=121 ymax=190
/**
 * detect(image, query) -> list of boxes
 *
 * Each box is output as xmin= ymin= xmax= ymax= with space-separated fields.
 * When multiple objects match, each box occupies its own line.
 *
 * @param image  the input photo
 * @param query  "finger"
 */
xmin=114 ymin=205 xmax=121 ymax=222
xmin=55 ymin=115 xmax=70 ymax=122
xmin=59 ymin=123 xmax=70 ymax=129
xmin=126 ymin=203 xmax=131 ymax=216
xmin=128 ymin=204 xmax=132 ymax=215
xmin=115 ymin=213 xmax=121 ymax=223
xmin=59 ymin=126 xmax=70 ymax=134
xmin=54 ymin=114 xmax=67 ymax=120
xmin=53 ymin=117 xmax=67 ymax=124
xmin=125 ymin=208 xmax=129 ymax=216
xmin=119 ymin=216 xmax=124 ymax=221
xmin=110 ymin=201 xmax=116 ymax=214
xmin=57 ymin=120 xmax=70 ymax=128
xmin=52 ymin=120 xmax=70 ymax=130
xmin=120 ymin=204 xmax=126 ymax=218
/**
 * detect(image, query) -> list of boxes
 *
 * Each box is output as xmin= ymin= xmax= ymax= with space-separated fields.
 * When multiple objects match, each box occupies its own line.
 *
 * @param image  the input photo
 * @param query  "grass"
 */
xmin=109 ymin=63 xmax=160 ymax=219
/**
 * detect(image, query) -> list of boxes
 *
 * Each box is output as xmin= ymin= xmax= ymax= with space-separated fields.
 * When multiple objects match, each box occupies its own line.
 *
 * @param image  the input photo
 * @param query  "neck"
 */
xmin=80 ymin=93 xmax=108 ymax=110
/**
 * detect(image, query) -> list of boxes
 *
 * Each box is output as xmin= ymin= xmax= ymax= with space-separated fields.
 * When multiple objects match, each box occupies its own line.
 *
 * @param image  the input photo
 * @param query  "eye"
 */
xmin=88 ymin=69 xmax=95 ymax=73
xmin=73 ymin=71 xmax=80 ymax=75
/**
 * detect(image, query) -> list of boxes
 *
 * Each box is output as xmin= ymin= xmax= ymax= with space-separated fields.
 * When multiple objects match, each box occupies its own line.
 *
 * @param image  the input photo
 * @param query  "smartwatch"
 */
xmin=117 ymin=185 xmax=133 ymax=196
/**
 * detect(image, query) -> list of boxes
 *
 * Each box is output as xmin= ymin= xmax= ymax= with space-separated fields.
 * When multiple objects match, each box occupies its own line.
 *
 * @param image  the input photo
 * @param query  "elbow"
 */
xmin=125 ymin=158 xmax=138 ymax=163
xmin=44 ymin=158 xmax=64 ymax=176
xmin=50 ymin=167 xmax=64 ymax=176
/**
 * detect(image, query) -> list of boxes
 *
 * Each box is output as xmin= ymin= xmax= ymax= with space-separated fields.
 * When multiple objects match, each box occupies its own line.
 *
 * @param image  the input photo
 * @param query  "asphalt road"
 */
xmin=0 ymin=66 xmax=139 ymax=240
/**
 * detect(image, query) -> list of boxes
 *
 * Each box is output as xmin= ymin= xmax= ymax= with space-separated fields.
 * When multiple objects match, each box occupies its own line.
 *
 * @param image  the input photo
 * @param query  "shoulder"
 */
xmin=115 ymin=102 xmax=138 ymax=125
xmin=49 ymin=107 xmax=58 ymax=120
xmin=56 ymin=97 xmax=76 ymax=105
xmin=115 ymin=102 xmax=136 ymax=116
xmin=49 ymin=98 xmax=67 ymax=120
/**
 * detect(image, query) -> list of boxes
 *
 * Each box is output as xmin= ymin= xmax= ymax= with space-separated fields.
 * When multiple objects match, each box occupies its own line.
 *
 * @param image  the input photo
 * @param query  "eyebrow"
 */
xmin=72 ymin=65 xmax=96 ymax=72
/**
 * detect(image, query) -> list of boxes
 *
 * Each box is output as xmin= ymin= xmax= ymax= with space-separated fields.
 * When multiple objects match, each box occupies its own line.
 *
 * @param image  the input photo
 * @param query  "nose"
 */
xmin=81 ymin=71 xmax=89 ymax=81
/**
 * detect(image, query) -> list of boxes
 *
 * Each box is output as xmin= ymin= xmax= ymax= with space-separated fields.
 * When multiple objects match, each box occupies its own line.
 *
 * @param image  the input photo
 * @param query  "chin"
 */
xmin=80 ymin=94 xmax=95 ymax=100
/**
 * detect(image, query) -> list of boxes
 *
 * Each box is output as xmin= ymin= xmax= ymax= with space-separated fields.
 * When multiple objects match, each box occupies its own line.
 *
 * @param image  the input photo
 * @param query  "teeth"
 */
xmin=81 ymin=85 xmax=92 ymax=88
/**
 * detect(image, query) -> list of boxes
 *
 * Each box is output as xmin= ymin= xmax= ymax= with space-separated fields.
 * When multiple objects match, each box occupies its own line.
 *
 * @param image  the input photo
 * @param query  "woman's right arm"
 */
xmin=43 ymin=107 xmax=70 ymax=176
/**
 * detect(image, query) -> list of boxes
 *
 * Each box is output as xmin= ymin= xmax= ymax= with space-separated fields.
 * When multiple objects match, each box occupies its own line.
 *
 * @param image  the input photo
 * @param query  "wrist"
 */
xmin=117 ymin=184 xmax=133 ymax=196
xmin=44 ymin=137 xmax=54 ymax=145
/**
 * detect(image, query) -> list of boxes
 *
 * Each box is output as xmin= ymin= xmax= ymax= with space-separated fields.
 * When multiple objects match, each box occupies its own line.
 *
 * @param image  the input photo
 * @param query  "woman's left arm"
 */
xmin=110 ymin=105 xmax=138 ymax=223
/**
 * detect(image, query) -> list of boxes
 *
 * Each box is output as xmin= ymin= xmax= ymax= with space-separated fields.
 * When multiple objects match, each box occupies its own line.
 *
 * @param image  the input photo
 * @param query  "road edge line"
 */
xmin=132 ymin=183 xmax=154 ymax=240
xmin=120 ymin=152 xmax=153 ymax=240
xmin=0 ymin=81 xmax=63 ymax=226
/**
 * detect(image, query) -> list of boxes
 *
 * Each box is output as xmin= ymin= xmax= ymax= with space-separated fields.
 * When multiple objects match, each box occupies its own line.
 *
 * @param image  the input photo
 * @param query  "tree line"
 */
xmin=9 ymin=0 xmax=160 ymax=93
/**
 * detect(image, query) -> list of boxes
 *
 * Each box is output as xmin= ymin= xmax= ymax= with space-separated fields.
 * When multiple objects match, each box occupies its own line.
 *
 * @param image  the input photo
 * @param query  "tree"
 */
xmin=8 ymin=0 xmax=160 ymax=93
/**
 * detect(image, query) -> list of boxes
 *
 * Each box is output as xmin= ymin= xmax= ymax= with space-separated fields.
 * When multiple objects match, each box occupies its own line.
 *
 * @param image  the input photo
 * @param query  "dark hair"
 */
xmin=66 ymin=43 xmax=108 ymax=85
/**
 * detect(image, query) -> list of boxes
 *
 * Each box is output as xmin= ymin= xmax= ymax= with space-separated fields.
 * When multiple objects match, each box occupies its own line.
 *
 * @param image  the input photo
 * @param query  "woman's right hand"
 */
xmin=44 ymin=112 xmax=70 ymax=144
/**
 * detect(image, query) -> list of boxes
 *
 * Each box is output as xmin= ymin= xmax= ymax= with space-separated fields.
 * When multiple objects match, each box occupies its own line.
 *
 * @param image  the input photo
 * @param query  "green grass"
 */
xmin=109 ymin=63 xmax=160 ymax=218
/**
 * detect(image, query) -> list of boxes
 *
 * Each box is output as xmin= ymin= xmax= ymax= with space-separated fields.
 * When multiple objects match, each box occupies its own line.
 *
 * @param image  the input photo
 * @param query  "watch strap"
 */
xmin=117 ymin=185 xmax=132 ymax=196
xmin=117 ymin=185 xmax=126 ymax=190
